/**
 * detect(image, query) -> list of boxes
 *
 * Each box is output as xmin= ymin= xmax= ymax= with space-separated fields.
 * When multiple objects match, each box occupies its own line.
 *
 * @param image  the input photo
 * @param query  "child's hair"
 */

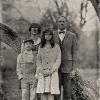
xmin=23 ymin=39 xmax=34 ymax=45
xmin=40 ymin=28 xmax=55 ymax=48
xmin=29 ymin=23 xmax=41 ymax=34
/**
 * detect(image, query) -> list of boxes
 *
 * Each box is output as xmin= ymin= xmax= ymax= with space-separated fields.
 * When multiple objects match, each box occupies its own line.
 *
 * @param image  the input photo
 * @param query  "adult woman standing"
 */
xmin=35 ymin=28 xmax=61 ymax=100
xmin=21 ymin=23 xmax=41 ymax=53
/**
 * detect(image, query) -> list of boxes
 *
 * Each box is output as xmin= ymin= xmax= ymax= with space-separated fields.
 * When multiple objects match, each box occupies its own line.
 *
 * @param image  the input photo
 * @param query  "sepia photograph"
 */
xmin=0 ymin=0 xmax=100 ymax=100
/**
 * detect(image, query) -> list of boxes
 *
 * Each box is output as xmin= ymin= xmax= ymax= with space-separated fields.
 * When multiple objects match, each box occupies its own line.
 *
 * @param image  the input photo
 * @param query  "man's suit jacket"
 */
xmin=53 ymin=29 xmax=78 ymax=73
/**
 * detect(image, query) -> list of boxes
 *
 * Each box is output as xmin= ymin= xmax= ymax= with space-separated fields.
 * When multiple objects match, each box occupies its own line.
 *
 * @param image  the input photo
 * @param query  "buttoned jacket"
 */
xmin=53 ymin=29 xmax=78 ymax=73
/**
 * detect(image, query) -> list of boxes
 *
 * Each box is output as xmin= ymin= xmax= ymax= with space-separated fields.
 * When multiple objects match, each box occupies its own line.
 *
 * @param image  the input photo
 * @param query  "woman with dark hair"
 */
xmin=21 ymin=23 xmax=41 ymax=53
xmin=35 ymin=28 xmax=61 ymax=100
xmin=40 ymin=29 xmax=55 ymax=48
xmin=29 ymin=23 xmax=41 ymax=34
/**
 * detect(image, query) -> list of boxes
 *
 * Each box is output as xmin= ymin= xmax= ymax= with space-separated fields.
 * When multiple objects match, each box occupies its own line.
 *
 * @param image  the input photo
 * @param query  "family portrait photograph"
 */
xmin=0 ymin=0 xmax=100 ymax=100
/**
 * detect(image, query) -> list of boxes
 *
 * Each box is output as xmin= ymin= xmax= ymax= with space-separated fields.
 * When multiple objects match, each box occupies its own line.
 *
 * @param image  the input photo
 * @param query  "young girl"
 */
xmin=35 ymin=28 xmax=61 ymax=100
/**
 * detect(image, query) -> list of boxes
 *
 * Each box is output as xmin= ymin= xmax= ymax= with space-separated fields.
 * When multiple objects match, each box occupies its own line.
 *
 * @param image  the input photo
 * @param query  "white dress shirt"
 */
xmin=58 ymin=29 xmax=66 ymax=42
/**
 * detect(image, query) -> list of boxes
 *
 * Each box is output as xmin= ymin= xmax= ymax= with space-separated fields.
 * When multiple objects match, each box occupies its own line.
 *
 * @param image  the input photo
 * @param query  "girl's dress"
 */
xmin=36 ymin=44 xmax=61 ymax=94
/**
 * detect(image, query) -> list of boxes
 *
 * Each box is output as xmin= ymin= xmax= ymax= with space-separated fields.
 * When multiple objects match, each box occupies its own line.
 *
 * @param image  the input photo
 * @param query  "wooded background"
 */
xmin=0 ymin=0 xmax=100 ymax=99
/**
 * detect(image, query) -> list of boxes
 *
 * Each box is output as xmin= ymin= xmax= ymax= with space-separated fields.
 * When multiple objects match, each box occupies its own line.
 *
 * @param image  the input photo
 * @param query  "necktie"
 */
xmin=59 ymin=31 xmax=65 ymax=34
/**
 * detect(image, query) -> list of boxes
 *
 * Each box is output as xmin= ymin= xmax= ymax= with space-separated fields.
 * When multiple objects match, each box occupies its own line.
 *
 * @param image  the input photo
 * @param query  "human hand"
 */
xmin=80 ymin=19 xmax=86 ymax=27
xmin=42 ymin=69 xmax=51 ymax=77
xmin=98 ymin=41 xmax=100 ymax=47
xmin=32 ymin=78 xmax=38 ymax=88
xmin=49 ymin=69 xmax=55 ymax=74
xmin=19 ymin=78 xmax=22 ymax=89
xmin=35 ymin=74 xmax=38 ymax=79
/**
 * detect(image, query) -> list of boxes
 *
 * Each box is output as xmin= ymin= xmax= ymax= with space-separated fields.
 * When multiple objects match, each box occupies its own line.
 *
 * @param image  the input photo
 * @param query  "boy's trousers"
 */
xmin=21 ymin=81 xmax=37 ymax=100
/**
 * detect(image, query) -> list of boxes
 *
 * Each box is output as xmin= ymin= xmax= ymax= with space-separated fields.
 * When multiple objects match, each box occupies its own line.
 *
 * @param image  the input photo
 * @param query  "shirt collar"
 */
xmin=34 ymin=37 xmax=41 ymax=46
xmin=58 ymin=28 xmax=66 ymax=34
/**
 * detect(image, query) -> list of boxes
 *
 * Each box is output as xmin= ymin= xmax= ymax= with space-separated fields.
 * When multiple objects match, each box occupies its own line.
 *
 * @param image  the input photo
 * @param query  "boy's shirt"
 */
xmin=22 ymin=50 xmax=34 ymax=63
xmin=17 ymin=50 xmax=37 ymax=83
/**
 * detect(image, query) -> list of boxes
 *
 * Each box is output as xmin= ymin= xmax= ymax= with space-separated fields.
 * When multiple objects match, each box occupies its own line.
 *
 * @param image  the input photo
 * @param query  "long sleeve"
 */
xmin=21 ymin=43 xmax=25 ymax=53
xmin=16 ymin=54 xmax=23 ymax=80
xmin=36 ymin=47 xmax=42 ymax=76
xmin=72 ymin=34 xmax=78 ymax=69
xmin=52 ymin=44 xmax=61 ymax=72
xmin=98 ymin=3 xmax=100 ymax=20
xmin=97 ymin=19 xmax=100 ymax=46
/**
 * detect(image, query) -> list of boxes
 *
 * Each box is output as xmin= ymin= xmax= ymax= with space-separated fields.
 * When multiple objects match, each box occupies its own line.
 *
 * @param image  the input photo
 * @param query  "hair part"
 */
xmin=56 ymin=15 xmax=67 ymax=23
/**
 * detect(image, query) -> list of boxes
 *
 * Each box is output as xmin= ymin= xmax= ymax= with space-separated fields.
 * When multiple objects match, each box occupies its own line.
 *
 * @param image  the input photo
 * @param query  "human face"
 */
xmin=83 ymin=0 xmax=88 ymax=5
xmin=24 ymin=42 xmax=33 ymax=51
xmin=45 ymin=32 xmax=52 ymax=41
xmin=57 ymin=16 xmax=66 ymax=30
xmin=30 ymin=27 xmax=39 ymax=35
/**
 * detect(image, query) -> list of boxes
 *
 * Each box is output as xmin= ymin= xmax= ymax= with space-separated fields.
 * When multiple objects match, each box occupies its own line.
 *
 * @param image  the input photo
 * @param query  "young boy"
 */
xmin=16 ymin=38 xmax=37 ymax=100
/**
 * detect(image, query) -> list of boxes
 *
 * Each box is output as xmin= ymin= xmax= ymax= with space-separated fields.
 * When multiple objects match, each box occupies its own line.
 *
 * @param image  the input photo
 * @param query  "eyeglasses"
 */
xmin=31 ymin=27 xmax=39 ymax=31
xmin=45 ymin=33 xmax=52 ymax=36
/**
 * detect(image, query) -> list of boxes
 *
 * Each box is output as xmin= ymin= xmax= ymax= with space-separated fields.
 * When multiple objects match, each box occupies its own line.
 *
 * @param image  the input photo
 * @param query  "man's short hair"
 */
xmin=29 ymin=23 xmax=41 ymax=34
xmin=57 ymin=15 xmax=67 ymax=22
